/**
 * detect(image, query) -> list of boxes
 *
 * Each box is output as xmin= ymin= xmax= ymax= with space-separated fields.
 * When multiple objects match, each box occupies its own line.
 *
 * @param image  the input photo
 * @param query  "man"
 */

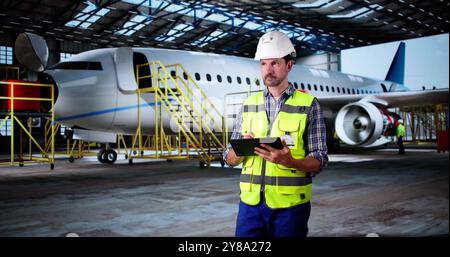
xmin=396 ymin=119 xmax=405 ymax=154
xmin=223 ymin=31 xmax=328 ymax=237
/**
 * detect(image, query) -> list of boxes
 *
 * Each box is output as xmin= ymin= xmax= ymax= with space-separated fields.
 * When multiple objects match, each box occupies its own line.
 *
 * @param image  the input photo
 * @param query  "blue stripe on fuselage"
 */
xmin=55 ymin=102 xmax=159 ymax=122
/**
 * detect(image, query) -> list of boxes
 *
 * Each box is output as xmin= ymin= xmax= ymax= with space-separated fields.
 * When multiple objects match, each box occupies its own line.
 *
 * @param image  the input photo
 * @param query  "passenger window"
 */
xmin=301 ymin=83 xmax=305 ymax=90
xmin=217 ymin=75 xmax=222 ymax=83
xmin=237 ymin=76 xmax=242 ymax=84
xmin=347 ymin=88 xmax=351 ymax=94
xmin=171 ymin=70 xmax=176 ymax=77
xmin=307 ymin=84 xmax=311 ymax=91
xmin=255 ymin=79 xmax=260 ymax=86
xmin=183 ymin=72 xmax=188 ymax=80
xmin=294 ymin=82 xmax=298 ymax=89
xmin=195 ymin=73 xmax=201 ymax=81
xmin=206 ymin=74 xmax=211 ymax=82
xmin=326 ymin=85 xmax=329 ymax=92
xmin=227 ymin=76 xmax=232 ymax=83
xmin=246 ymin=77 xmax=251 ymax=85
xmin=314 ymin=84 xmax=317 ymax=91
xmin=320 ymin=85 xmax=324 ymax=91
xmin=352 ymin=88 xmax=355 ymax=94
xmin=331 ymin=86 xmax=335 ymax=93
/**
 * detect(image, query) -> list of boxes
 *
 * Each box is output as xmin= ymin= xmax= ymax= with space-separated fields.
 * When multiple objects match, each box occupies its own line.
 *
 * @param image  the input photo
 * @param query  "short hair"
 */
xmin=283 ymin=54 xmax=295 ymax=64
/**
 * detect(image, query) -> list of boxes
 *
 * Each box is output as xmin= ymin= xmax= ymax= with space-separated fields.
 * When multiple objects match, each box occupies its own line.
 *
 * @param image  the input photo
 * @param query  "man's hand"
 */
xmin=226 ymin=132 xmax=255 ymax=166
xmin=254 ymin=139 xmax=294 ymax=167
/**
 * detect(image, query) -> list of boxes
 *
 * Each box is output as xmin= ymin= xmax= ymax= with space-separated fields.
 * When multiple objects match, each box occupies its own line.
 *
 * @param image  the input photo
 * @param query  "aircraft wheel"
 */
xmin=69 ymin=156 xmax=75 ymax=163
xmin=128 ymin=159 xmax=133 ymax=165
xmin=220 ymin=159 xmax=225 ymax=167
xmin=103 ymin=149 xmax=117 ymax=164
xmin=97 ymin=149 xmax=107 ymax=163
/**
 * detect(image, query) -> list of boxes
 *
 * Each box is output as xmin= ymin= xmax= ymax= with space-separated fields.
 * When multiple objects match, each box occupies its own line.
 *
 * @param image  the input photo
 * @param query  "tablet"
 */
xmin=230 ymin=137 xmax=283 ymax=156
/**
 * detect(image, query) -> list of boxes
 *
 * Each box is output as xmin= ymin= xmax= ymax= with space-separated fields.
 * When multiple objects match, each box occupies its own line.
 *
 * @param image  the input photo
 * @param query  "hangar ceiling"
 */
xmin=0 ymin=0 xmax=448 ymax=57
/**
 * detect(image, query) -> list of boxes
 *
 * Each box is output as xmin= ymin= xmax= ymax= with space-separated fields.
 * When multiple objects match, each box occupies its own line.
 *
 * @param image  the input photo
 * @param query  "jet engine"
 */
xmin=335 ymin=101 xmax=394 ymax=146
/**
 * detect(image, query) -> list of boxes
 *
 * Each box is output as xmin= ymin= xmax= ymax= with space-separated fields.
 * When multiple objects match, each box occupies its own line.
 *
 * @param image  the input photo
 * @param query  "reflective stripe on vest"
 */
xmin=240 ymin=174 xmax=312 ymax=186
xmin=239 ymin=90 xmax=316 ymax=209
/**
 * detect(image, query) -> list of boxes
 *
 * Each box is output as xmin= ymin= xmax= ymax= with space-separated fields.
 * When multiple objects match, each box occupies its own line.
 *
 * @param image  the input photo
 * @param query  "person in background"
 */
xmin=396 ymin=119 xmax=405 ymax=154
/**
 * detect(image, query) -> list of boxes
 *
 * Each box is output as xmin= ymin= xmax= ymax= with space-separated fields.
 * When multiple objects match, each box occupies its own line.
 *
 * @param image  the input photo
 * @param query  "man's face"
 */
xmin=260 ymin=58 xmax=293 ymax=88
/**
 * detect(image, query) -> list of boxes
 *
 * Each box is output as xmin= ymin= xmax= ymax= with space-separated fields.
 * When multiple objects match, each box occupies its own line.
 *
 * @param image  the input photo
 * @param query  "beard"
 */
xmin=263 ymin=74 xmax=285 ymax=88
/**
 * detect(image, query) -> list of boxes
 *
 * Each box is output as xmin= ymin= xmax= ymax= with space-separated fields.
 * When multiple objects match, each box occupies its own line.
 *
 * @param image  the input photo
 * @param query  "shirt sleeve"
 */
xmin=305 ymin=98 xmax=329 ymax=172
xmin=222 ymin=106 xmax=243 ymax=167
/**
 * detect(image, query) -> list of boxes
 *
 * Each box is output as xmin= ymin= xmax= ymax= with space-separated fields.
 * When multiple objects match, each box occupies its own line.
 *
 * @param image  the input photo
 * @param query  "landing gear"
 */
xmin=69 ymin=156 xmax=75 ymax=163
xmin=97 ymin=149 xmax=117 ymax=164
xmin=220 ymin=159 xmax=225 ymax=168
xmin=97 ymin=149 xmax=107 ymax=163
xmin=103 ymin=149 xmax=117 ymax=164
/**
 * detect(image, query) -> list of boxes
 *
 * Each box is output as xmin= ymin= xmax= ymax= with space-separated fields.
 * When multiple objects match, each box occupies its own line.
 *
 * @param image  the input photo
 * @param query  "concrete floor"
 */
xmin=0 ymin=146 xmax=448 ymax=237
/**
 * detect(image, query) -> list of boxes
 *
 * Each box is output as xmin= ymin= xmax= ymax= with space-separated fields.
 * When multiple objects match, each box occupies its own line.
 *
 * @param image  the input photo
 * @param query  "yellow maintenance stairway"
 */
xmin=120 ymin=61 xmax=227 ymax=167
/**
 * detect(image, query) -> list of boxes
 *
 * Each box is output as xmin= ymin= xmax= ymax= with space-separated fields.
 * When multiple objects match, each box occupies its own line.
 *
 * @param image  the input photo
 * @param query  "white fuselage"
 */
xmin=44 ymin=47 xmax=408 ymax=139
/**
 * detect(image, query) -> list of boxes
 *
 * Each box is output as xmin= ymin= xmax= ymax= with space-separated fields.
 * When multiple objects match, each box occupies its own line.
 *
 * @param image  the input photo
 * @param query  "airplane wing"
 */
xmin=317 ymin=88 xmax=449 ymax=110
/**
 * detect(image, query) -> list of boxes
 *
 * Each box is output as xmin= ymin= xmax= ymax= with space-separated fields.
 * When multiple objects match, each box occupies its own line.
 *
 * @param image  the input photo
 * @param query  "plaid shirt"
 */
xmin=223 ymin=84 xmax=328 ymax=171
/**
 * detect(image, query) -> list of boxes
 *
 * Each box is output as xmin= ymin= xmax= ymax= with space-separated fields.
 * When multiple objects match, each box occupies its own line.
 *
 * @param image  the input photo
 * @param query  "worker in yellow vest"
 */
xmin=397 ymin=119 xmax=405 ymax=154
xmin=223 ymin=31 xmax=328 ymax=237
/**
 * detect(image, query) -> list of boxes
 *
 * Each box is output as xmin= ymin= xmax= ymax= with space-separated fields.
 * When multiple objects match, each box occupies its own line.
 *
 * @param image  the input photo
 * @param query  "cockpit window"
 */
xmin=48 ymin=61 xmax=103 ymax=70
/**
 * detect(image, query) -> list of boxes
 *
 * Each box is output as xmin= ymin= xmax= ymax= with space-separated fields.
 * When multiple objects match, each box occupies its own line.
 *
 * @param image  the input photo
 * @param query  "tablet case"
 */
xmin=230 ymin=137 xmax=283 ymax=156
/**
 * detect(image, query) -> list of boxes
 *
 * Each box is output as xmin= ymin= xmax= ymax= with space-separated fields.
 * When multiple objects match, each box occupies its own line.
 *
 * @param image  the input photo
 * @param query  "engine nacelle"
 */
xmin=335 ymin=101 xmax=392 ymax=146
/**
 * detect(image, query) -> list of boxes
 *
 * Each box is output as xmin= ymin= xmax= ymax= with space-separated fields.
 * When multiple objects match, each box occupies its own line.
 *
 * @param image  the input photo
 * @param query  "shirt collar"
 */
xmin=264 ymin=83 xmax=296 ymax=98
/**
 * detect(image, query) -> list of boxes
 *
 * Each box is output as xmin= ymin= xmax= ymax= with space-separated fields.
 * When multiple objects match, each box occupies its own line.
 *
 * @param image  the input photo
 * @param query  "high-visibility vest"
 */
xmin=397 ymin=124 xmax=405 ymax=137
xmin=240 ymin=90 xmax=315 ymax=209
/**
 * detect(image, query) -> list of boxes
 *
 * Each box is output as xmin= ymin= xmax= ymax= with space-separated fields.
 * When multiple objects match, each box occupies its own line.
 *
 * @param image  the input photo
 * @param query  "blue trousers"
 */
xmin=235 ymin=197 xmax=311 ymax=237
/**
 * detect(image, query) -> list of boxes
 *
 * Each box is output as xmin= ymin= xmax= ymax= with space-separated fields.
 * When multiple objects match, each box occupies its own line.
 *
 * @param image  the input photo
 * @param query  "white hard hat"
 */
xmin=254 ymin=31 xmax=296 ymax=60
xmin=398 ymin=119 xmax=403 ymax=123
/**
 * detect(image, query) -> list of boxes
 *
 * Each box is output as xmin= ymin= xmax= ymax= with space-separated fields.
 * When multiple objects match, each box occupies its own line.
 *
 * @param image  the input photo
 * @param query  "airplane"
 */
xmin=12 ymin=32 xmax=449 ymax=164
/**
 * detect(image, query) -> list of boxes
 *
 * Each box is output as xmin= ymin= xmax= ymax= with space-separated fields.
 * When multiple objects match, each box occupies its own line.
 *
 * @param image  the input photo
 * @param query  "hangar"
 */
xmin=0 ymin=0 xmax=448 ymax=238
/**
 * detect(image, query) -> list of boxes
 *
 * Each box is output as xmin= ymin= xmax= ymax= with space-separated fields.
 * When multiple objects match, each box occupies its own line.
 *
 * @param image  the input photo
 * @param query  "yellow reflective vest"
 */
xmin=397 ymin=124 xmax=405 ymax=137
xmin=240 ymin=90 xmax=315 ymax=209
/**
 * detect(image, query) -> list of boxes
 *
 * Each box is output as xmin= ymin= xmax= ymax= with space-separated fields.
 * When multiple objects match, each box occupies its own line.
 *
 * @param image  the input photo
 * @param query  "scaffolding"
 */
xmin=399 ymin=104 xmax=449 ymax=143
xmin=124 ymin=61 xmax=226 ymax=167
xmin=0 ymin=65 xmax=20 ymax=80
xmin=42 ymin=119 xmax=107 ymax=162
xmin=0 ymin=80 xmax=56 ymax=169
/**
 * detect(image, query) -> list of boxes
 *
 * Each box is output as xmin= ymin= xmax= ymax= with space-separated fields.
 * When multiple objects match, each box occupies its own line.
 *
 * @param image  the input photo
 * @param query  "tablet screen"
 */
xmin=230 ymin=137 xmax=283 ymax=156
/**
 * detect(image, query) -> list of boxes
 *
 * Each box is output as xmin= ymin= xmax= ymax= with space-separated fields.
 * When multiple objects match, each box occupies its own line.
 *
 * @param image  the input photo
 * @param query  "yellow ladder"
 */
xmin=130 ymin=61 xmax=226 ymax=166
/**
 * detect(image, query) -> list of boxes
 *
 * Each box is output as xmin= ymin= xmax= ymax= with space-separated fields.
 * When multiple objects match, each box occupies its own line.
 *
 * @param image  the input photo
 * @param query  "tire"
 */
xmin=128 ymin=159 xmax=133 ymax=165
xmin=103 ymin=149 xmax=117 ymax=164
xmin=69 ymin=156 xmax=75 ymax=163
xmin=50 ymin=163 xmax=54 ymax=170
xmin=97 ymin=149 xmax=107 ymax=163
